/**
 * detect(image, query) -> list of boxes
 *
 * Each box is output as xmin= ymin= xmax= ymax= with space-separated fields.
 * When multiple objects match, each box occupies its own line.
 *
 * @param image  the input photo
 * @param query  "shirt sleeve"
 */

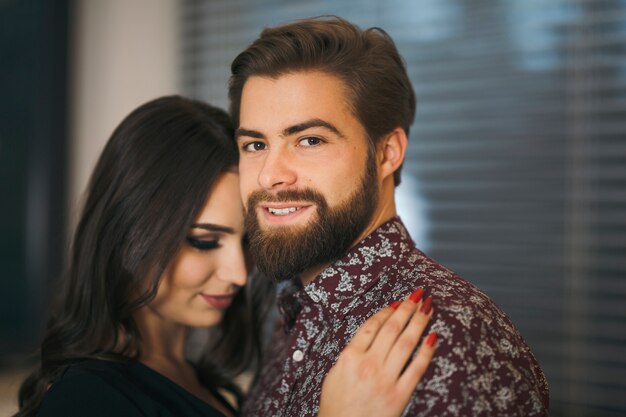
xmin=401 ymin=300 xmax=549 ymax=417
xmin=38 ymin=370 xmax=147 ymax=417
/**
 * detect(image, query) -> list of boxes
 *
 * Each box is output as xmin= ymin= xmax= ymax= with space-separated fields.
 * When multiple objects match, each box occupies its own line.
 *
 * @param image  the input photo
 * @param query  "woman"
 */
xmin=15 ymin=96 xmax=436 ymax=417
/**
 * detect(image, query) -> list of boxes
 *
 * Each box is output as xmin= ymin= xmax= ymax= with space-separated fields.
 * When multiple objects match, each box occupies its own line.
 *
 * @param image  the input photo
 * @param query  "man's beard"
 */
xmin=245 ymin=155 xmax=378 ymax=282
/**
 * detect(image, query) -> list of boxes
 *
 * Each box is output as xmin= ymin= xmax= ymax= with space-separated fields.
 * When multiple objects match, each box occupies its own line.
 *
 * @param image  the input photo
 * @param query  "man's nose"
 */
xmin=258 ymin=147 xmax=297 ymax=191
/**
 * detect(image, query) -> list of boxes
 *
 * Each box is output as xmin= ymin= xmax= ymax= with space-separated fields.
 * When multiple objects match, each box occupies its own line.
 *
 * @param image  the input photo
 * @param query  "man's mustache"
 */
xmin=246 ymin=188 xmax=327 ymax=210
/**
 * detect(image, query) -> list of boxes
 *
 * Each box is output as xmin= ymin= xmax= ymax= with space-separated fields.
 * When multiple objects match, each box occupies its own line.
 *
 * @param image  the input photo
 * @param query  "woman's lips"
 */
xmin=200 ymin=294 xmax=234 ymax=309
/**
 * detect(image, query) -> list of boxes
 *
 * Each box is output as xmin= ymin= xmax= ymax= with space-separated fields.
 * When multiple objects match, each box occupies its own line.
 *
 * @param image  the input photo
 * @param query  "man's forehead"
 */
xmin=239 ymin=72 xmax=361 ymax=135
xmin=240 ymin=71 xmax=352 ymax=109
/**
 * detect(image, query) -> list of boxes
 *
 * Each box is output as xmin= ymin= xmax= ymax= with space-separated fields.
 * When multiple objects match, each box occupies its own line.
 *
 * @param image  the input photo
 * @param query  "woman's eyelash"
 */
xmin=186 ymin=237 xmax=220 ymax=250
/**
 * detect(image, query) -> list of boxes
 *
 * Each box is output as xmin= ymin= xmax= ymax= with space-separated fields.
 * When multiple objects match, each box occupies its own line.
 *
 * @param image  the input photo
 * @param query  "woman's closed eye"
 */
xmin=186 ymin=237 xmax=220 ymax=251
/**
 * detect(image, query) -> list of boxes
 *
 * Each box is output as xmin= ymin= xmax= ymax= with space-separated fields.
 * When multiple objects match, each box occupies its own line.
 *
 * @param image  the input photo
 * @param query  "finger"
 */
xmin=397 ymin=331 xmax=437 ymax=395
xmin=346 ymin=302 xmax=396 ymax=352
xmin=367 ymin=289 xmax=424 ymax=359
xmin=384 ymin=297 xmax=433 ymax=376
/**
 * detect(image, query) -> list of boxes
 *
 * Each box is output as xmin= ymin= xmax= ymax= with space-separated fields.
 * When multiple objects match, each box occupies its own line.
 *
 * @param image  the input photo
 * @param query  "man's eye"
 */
xmin=186 ymin=237 xmax=220 ymax=251
xmin=243 ymin=142 xmax=266 ymax=152
xmin=299 ymin=137 xmax=322 ymax=147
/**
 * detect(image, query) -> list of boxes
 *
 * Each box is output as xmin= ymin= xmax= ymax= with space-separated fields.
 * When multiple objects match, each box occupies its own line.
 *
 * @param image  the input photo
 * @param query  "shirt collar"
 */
xmin=277 ymin=216 xmax=415 ymax=332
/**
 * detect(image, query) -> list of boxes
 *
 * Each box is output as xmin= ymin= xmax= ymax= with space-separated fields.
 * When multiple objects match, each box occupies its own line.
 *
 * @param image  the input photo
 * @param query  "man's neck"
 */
xmin=300 ymin=263 xmax=330 ymax=286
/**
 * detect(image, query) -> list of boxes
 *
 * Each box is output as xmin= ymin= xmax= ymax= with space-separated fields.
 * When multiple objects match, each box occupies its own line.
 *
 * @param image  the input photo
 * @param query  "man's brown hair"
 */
xmin=229 ymin=15 xmax=416 ymax=186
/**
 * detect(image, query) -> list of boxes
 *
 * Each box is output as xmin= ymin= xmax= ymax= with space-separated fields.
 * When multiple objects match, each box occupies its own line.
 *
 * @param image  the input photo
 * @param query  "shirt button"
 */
xmin=292 ymin=350 xmax=304 ymax=362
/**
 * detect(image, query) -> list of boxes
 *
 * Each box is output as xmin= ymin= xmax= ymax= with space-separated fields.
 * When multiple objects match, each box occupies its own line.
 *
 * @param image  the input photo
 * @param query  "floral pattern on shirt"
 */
xmin=244 ymin=217 xmax=549 ymax=417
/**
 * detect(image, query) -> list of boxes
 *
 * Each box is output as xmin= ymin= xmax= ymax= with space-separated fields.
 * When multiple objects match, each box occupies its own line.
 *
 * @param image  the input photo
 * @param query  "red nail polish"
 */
xmin=419 ymin=296 xmax=432 ymax=314
xmin=408 ymin=288 xmax=424 ymax=304
xmin=425 ymin=332 xmax=437 ymax=347
xmin=389 ymin=300 xmax=401 ymax=310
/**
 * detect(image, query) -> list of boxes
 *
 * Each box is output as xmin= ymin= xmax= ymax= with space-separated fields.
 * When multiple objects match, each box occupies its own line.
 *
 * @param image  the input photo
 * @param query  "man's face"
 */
xmin=236 ymin=71 xmax=380 ymax=281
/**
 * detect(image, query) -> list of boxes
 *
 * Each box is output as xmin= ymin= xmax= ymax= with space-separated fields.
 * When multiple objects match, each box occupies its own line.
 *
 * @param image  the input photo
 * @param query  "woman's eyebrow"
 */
xmin=190 ymin=223 xmax=235 ymax=234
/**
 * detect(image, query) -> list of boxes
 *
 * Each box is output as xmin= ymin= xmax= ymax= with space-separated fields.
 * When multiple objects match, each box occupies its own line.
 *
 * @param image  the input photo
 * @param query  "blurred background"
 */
xmin=1 ymin=0 xmax=625 ymax=416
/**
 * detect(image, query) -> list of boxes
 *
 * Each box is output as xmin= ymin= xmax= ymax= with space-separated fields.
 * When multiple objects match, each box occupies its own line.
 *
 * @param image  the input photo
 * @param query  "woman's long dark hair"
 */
xmin=15 ymin=96 xmax=275 ymax=416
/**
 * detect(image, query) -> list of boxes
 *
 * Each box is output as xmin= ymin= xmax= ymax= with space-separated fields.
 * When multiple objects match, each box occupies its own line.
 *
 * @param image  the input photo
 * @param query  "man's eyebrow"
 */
xmin=235 ymin=118 xmax=344 ymax=141
xmin=283 ymin=118 xmax=344 ymax=138
xmin=190 ymin=223 xmax=235 ymax=234
xmin=235 ymin=128 xmax=265 ymax=141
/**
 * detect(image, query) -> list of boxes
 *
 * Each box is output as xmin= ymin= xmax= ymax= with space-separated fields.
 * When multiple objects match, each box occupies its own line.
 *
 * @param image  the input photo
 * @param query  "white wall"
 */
xmin=69 ymin=0 xmax=181 ymax=223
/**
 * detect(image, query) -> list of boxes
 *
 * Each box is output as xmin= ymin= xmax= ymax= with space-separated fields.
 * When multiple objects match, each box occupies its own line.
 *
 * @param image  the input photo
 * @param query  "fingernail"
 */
xmin=425 ymin=332 xmax=437 ymax=347
xmin=419 ymin=296 xmax=432 ymax=314
xmin=389 ymin=300 xmax=402 ymax=310
xmin=408 ymin=288 xmax=424 ymax=304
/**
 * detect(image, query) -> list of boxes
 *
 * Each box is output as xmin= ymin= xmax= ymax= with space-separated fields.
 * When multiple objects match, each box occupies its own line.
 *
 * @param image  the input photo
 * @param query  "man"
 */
xmin=229 ymin=16 xmax=549 ymax=416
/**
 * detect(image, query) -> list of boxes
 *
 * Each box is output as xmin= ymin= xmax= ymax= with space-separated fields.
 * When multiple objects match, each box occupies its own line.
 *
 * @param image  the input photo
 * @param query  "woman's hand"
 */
xmin=318 ymin=290 xmax=436 ymax=417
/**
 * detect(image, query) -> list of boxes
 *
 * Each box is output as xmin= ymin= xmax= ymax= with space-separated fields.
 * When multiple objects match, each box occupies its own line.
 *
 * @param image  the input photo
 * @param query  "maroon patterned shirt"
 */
xmin=243 ymin=217 xmax=549 ymax=417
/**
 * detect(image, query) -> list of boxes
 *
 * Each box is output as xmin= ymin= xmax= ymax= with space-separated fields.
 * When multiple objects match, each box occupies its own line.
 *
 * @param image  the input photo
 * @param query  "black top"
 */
xmin=37 ymin=359 xmax=237 ymax=417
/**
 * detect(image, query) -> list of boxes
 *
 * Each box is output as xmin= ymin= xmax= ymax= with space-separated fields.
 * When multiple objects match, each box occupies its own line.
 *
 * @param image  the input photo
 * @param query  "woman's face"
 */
xmin=142 ymin=172 xmax=248 ymax=329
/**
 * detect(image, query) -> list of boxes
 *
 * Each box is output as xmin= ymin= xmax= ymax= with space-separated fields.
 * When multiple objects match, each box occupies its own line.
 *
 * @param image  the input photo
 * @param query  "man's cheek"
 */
xmin=241 ymin=185 xmax=254 ymax=207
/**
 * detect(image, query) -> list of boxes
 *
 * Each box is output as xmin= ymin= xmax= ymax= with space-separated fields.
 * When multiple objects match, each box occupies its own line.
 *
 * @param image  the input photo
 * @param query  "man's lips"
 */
xmin=200 ymin=294 xmax=234 ymax=309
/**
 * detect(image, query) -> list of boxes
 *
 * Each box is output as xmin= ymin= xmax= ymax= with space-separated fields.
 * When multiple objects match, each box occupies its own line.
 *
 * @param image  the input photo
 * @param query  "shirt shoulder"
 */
xmin=388 ymin=250 xmax=549 ymax=416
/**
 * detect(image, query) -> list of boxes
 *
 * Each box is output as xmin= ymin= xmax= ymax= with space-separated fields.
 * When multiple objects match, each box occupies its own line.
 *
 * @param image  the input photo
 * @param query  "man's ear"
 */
xmin=378 ymin=127 xmax=408 ymax=181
